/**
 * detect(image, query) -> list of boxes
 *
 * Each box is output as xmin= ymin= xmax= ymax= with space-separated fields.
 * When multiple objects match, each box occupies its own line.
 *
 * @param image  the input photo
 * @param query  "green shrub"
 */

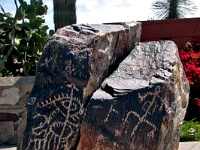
xmin=0 ymin=0 xmax=54 ymax=76
xmin=180 ymin=119 xmax=200 ymax=141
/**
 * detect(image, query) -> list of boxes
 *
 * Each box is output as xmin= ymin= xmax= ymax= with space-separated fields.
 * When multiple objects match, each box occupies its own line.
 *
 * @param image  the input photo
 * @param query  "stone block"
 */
xmin=0 ymin=76 xmax=35 ymax=146
xmin=19 ymin=22 xmax=141 ymax=150
xmin=0 ymin=76 xmax=35 ymax=106
xmin=78 ymin=41 xmax=189 ymax=150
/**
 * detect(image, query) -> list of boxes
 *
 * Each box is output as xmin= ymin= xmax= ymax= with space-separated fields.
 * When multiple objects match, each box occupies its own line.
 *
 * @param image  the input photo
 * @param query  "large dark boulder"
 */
xmin=77 ymin=41 xmax=190 ymax=150
xmin=18 ymin=22 xmax=141 ymax=150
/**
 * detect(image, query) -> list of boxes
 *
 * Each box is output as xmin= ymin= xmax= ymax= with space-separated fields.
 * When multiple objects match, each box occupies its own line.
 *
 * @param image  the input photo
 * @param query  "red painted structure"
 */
xmin=141 ymin=18 xmax=200 ymax=49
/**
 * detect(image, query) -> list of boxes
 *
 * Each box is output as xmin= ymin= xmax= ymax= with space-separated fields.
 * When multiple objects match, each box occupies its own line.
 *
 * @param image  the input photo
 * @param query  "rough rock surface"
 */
xmin=78 ymin=41 xmax=190 ymax=150
xmin=19 ymin=22 xmax=141 ymax=149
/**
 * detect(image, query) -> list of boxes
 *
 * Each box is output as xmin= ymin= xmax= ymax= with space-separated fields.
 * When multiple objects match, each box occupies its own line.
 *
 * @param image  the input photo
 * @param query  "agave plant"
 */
xmin=152 ymin=0 xmax=197 ymax=19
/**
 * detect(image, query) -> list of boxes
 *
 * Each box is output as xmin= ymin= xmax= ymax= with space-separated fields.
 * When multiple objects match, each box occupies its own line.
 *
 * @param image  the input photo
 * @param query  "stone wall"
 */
xmin=0 ymin=76 xmax=35 ymax=145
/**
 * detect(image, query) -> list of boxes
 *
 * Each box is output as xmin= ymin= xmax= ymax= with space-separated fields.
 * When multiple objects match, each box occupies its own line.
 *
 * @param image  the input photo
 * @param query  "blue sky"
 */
xmin=1 ymin=0 xmax=200 ymax=30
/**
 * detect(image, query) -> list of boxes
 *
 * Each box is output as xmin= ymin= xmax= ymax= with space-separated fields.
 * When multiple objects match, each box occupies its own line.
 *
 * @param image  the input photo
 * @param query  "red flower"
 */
xmin=179 ymin=45 xmax=200 ymax=119
xmin=195 ymin=99 xmax=200 ymax=107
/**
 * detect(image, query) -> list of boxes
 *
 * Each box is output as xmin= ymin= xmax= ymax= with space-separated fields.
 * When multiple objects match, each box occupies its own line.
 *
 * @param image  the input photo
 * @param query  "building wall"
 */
xmin=141 ymin=18 xmax=200 ymax=49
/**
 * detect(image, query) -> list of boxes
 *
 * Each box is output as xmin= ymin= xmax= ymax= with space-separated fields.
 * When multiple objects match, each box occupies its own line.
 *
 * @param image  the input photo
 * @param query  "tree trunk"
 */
xmin=53 ymin=0 xmax=76 ymax=31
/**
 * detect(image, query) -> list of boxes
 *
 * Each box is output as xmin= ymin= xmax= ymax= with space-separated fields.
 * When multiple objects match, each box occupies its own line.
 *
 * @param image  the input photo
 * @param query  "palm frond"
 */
xmin=151 ymin=0 xmax=198 ymax=20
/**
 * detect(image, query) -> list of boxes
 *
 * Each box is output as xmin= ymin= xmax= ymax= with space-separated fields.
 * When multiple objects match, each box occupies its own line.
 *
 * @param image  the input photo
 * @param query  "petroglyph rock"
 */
xmin=78 ymin=41 xmax=190 ymax=150
xmin=19 ymin=22 xmax=141 ymax=149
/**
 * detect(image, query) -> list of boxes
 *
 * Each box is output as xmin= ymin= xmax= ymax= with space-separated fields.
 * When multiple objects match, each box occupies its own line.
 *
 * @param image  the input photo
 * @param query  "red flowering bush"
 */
xmin=179 ymin=43 xmax=200 ymax=120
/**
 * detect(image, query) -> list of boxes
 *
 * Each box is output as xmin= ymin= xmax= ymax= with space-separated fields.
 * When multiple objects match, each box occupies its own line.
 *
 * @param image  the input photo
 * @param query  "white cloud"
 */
xmin=185 ymin=0 xmax=200 ymax=18
xmin=0 ymin=0 xmax=16 ymax=15
xmin=1 ymin=0 xmax=200 ymax=31
xmin=77 ymin=0 xmax=100 ymax=12
xmin=76 ymin=0 xmax=156 ymax=24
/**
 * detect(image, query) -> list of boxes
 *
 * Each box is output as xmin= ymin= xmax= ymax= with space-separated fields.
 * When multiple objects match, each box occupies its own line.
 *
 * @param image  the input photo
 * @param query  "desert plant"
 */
xmin=179 ymin=41 xmax=200 ymax=120
xmin=152 ymin=0 xmax=197 ymax=19
xmin=53 ymin=0 xmax=76 ymax=31
xmin=0 ymin=0 xmax=54 ymax=77
xmin=180 ymin=119 xmax=200 ymax=141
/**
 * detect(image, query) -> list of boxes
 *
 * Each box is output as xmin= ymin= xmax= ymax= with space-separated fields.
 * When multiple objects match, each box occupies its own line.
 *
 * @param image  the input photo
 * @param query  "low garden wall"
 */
xmin=141 ymin=18 xmax=200 ymax=49
xmin=0 ymin=76 xmax=35 ymax=145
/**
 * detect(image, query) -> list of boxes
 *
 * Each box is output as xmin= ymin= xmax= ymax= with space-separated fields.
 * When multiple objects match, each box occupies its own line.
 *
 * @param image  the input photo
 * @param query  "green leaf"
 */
xmin=0 ymin=23 xmax=11 ymax=29
xmin=30 ymin=0 xmax=37 ymax=5
xmin=32 ymin=33 xmax=41 ymax=41
xmin=15 ymin=38 xmax=20 ymax=45
xmin=0 ymin=5 xmax=5 ymax=13
xmin=0 ymin=13 xmax=4 ymax=19
xmin=6 ymin=45 xmax=14 ymax=57
xmin=14 ymin=24 xmax=21 ymax=31
xmin=20 ymin=39 xmax=27 ymax=45
xmin=1 ymin=44 xmax=10 ymax=53
xmin=23 ymin=61 xmax=31 ymax=74
xmin=30 ymin=19 xmax=43 ymax=28
xmin=19 ymin=22 xmax=31 ymax=30
xmin=15 ymin=6 xmax=25 ymax=20
xmin=40 ymin=31 xmax=47 ymax=37
xmin=26 ymin=5 xmax=35 ymax=15
xmin=36 ymin=6 xmax=46 ymax=15
xmin=26 ymin=13 xmax=36 ymax=21
xmin=0 ymin=58 xmax=5 ymax=67
xmin=5 ymin=18 xmax=14 ymax=24
xmin=21 ymin=1 xmax=28 ymax=9
xmin=18 ymin=0 xmax=25 ymax=5
xmin=49 ymin=29 xmax=54 ymax=36
xmin=30 ymin=28 xmax=37 ymax=34
xmin=9 ymin=28 xmax=15 ymax=42
xmin=4 ymin=13 xmax=13 ymax=18
xmin=41 ymin=25 xmax=49 ymax=31
xmin=33 ymin=46 xmax=39 ymax=54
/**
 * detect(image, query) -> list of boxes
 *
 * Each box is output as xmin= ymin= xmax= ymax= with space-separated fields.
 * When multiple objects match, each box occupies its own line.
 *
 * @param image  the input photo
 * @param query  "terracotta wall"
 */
xmin=141 ymin=18 xmax=200 ymax=49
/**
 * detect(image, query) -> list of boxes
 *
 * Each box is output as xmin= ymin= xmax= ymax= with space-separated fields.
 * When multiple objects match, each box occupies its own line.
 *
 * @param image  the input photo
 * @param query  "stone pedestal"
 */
xmin=0 ymin=77 xmax=34 ymax=145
